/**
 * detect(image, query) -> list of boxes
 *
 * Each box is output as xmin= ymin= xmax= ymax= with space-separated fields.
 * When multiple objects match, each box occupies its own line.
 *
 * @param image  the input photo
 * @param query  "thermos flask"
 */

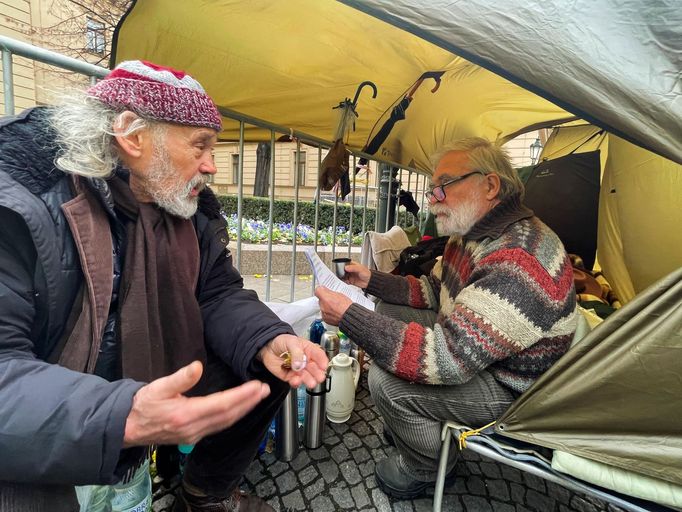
xmin=303 ymin=374 xmax=330 ymax=449
xmin=275 ymin=388 xmax=299 ymax=461
xmin=320 ymin=331 xmax=339 ymax=361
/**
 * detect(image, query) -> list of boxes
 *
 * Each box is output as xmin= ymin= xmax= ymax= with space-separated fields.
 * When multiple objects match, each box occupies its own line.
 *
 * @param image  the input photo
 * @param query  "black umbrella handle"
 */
xmin=351 ymin=81 xmax=378 ymax=109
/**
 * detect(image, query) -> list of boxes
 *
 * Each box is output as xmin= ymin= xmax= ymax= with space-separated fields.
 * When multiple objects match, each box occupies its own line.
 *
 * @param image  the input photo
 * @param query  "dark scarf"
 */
xmin=109 ymin=176 xmax=206 ymax=381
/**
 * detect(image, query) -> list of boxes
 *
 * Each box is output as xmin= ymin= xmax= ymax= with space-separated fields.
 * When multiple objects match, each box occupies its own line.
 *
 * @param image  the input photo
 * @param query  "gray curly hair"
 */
xmin=431 ymin=137 xmax=525 ymax=201
xmin=48 ymin=91 xmax=164 ymax=178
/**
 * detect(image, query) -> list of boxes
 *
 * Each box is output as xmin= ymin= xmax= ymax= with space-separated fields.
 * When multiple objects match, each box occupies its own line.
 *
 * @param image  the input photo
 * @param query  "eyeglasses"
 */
xmin=425 ymin=170 xmax=484 ymax=203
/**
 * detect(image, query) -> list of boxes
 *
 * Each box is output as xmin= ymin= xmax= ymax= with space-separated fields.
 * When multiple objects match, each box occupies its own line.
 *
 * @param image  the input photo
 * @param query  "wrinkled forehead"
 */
xmin=165 ymin=123 xmax=219 ymax=143
xmin=432 ymin=150 xmax=471 ymax=185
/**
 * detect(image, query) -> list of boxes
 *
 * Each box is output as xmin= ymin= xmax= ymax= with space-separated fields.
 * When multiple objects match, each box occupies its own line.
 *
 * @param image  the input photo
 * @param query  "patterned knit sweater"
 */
xmin=339 ymin=195 xmax=577 ymax=393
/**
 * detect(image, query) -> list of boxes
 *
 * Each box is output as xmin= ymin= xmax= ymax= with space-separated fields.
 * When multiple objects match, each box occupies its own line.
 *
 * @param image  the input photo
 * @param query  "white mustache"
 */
xmin=185 ymin=174 xmax=208 ymax=195
xmin=430 ymin=205 xmax=450 ymax=217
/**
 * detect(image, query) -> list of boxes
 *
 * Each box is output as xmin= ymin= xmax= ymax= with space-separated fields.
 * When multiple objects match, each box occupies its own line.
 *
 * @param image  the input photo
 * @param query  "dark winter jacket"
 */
xmin=0 ymin=107 xmax=293 ymax=486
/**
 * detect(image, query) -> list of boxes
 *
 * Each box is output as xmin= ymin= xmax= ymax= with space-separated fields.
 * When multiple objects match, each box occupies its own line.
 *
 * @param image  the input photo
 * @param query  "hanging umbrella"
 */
xmin=318 ymin=81 xmax=377 ymax=193
xmin=364 ymin=71 xmax=444 ymax=156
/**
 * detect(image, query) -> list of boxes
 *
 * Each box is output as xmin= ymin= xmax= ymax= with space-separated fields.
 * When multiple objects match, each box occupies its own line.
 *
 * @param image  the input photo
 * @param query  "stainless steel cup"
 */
xmin=332 ymin=257 xmax=351 ymax=279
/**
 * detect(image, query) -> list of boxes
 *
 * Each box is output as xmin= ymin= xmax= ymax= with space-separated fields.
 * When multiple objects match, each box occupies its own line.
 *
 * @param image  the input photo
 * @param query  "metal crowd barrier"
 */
xmin=1 ymin=35 xmax=430 ymax=302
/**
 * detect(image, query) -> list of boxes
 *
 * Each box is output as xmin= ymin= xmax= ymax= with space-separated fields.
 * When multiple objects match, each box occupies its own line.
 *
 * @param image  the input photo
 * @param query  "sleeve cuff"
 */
xmin=339 ymin=303 xmax=376 ymax=343
xmin=365 ymin=270 xmax=407 ymax=300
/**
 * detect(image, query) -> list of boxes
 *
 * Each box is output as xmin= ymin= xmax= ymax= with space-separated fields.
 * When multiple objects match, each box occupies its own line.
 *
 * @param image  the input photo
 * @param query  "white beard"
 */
xmin=431 ymin=193 xmax=484 ymax=237
xmin=143 ymin=147 xmax=207 ymax=219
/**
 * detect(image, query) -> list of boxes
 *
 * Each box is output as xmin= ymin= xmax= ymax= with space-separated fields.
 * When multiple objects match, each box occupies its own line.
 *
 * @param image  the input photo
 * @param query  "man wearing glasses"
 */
xmin=316 ymin=137 xmax=576 ymax=500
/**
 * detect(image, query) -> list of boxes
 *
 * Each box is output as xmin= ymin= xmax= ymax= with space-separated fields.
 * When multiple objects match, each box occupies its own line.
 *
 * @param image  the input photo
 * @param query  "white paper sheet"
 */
xmin=265 ymin=296 xmax=321 ymax=337
xmin=304 ymin=248 xmax=375 ymax=311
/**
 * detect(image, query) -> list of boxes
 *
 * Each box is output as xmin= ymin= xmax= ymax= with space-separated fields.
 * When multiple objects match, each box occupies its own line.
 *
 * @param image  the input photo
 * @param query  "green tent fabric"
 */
xmin=341 ymin=0 xmax=682 ymax=165
xmin=496 ymin=267 xmax=682 ymax=486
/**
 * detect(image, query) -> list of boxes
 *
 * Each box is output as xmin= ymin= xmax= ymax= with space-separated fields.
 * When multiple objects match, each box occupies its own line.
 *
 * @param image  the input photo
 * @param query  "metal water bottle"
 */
xmin=320 ymin=331 xmax=339 ymax=361
xmin=303 ymin=373 xmax=330 ymax=448
xmin=275 ymin=389 xmax=299 ymax=461
xmin=302 ymin=319 xmax=330 ymax=448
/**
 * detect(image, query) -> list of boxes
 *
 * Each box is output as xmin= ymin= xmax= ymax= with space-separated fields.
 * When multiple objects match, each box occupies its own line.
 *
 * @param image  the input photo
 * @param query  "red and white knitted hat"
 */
xmin=87 ymin=60 xmax=222 ymax=131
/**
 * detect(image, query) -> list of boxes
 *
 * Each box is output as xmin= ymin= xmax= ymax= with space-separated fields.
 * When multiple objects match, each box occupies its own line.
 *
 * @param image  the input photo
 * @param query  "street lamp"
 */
xmin=529 ymin=137 xmax=543 ymax=165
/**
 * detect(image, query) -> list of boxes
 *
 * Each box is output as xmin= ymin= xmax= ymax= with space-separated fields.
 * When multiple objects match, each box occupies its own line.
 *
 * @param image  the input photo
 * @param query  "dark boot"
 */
xmin=173 ymin=485 xmax=274 ymax=512
xmin=375 ymin=454 xmax=456 ymax=500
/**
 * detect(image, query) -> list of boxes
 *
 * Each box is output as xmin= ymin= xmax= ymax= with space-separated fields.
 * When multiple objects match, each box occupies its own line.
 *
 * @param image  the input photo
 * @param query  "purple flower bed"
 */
xmin=224 ymin=214 xmax=362 ymax=246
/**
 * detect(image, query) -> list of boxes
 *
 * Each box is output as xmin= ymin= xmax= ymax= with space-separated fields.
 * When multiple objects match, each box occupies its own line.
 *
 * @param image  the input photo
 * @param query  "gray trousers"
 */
xmin=367 ymin=302 xmax=517 ymax=482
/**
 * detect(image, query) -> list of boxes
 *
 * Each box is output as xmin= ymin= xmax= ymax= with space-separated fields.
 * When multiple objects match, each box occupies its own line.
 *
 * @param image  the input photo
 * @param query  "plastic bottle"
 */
xmin=110 ymin=458 xmax=152 ymax=512
xmin=297 ymin=383 xmax=307 ymax=428
xmin=74 ymin=459 xmax=151 ymax=512
xmin=338 ymin=331 xmax=351 ymax=356
xmin=75 ymin=484 xmax=114 ymax=512
xmin=308 ymin=318 xmax=326 ymax=344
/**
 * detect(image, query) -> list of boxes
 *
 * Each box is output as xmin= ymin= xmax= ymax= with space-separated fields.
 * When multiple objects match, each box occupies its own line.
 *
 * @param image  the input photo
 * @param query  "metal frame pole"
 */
xmin=419 ymin=173 xmax=427 ymax=232
xmin=2 ymin=49 xmax=15 ymax=116
xmin=236 ymin=121 xmax=245 ymax=271
xmin=384 ymin=168 xmax=391 ymax=233
xmin=312 ymin=145 xmax=322 ymax=293
xmin=265 ymin=130 xmax=276 ymax=301
xmin=290 ymin=139 xmax=301 ymax=301
xmin=406 ymin=170 xmax=413 ymax=226
xmin=0 ymin=35 xmax=107 ymax=78
xmin=332 ymin=192 xmax=339 ymax=260
xmin=374 ymin=164 xmax=381 ymax=231
xmin=348 ymin=154 xmax=357 ymax=258
xmin=361 ymin=160 xmax=370 ymax=240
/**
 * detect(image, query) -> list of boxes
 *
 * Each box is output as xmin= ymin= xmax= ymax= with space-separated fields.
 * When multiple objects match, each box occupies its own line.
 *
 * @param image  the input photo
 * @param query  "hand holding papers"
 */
xmin=305 ymin=249 xmax=375 ymax=311
xmin=265 ymin=250 xmax=375 ymax=334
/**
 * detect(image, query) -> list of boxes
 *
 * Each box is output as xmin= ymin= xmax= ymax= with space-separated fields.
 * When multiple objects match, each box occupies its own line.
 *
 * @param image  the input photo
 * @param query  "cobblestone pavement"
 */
xmin=152 ymin=369 xmax=625 ymax=512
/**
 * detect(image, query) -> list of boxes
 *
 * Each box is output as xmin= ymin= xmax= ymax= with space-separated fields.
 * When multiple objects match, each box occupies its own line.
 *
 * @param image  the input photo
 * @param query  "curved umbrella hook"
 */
xmin=351 ymin=81 xmax=378 ymax=109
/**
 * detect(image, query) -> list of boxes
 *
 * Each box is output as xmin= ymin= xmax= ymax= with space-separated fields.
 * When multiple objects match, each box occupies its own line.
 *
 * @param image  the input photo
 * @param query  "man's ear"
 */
xmin=113 ymin=111 xmax=148 ymax=160
xmin=484 ymin=173 xmax=501 ymax=200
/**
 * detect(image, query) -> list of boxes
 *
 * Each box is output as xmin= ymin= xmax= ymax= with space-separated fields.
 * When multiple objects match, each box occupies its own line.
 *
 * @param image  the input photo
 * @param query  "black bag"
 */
xmin=523 ymin=151 xmax=601 ymax=270
xmin=396 ymin=236 xmax=449 ymax=277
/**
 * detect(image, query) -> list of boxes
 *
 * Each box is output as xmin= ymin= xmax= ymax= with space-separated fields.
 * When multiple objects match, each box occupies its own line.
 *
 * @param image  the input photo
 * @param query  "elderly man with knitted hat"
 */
xmin=0 ymin=60 xmax=327 ymax=512
xmin=316 ymin=138 xmax=577 ymax=501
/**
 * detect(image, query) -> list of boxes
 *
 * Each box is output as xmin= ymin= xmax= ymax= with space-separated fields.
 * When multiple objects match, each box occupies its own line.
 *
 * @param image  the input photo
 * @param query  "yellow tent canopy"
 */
xmin=112 ymin=0 xmax=681 ymax=169
xmin=112 ymin=0 xmax=575 ymax=173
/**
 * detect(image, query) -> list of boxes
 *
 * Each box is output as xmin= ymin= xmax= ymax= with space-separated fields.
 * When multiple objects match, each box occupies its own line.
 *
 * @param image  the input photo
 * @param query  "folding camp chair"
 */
xmin=432 ymin=423 xmax=677 ymax=512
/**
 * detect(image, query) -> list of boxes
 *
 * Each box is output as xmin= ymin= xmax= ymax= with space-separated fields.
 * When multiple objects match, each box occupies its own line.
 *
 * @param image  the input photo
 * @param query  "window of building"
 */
xmin=85 ymin=19 xmax=106 ymax=54
xmin=231 ymin=154 xmax=240 ymax=184
xmin=294 ymin=151 xmax=307 ymax=185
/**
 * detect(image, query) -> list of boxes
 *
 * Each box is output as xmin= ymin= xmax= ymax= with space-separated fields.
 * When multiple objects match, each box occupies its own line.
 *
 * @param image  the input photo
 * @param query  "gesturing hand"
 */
xmin=258 ymin=334 xmax=328 ymax=388
xmin=123 ymin=361 xmax=270 ymax=448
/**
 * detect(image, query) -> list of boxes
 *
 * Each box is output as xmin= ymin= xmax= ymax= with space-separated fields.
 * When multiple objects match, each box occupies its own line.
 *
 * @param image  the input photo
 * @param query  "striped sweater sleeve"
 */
xmin=364 ymin=262 xmax=441 ymax=310
xmin=340 ymin=248 xmax=576 ymax=391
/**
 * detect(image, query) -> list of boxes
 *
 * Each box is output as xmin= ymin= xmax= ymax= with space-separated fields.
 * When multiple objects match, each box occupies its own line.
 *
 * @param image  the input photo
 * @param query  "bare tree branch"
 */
xmin=34 ymin=0 xmax=132 ymax=70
